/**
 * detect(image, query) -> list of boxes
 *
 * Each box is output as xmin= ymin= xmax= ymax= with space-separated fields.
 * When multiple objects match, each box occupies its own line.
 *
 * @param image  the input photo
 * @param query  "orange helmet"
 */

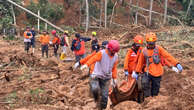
xmin=145 ymin=32 xmax=157 ymax=42
xmin=133 ymin=35 xmax=144 ymax=45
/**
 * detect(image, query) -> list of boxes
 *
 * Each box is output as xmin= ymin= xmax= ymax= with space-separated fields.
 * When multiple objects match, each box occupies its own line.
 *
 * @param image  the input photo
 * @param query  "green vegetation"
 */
xmin=26 ymin=0 xmax=64 ymax=30
xmin=0 ymin=0 xmax=21 ymax=31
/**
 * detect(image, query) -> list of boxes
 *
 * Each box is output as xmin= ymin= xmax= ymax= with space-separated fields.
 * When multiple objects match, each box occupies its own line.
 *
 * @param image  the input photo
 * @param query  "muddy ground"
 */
xmin=0 ymin=28 xmax=194 ymax=110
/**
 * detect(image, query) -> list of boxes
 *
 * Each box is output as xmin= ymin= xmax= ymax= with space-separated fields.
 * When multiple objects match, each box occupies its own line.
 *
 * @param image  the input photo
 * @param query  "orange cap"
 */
xmin=145 ymin=32 xmax=157 ymax=42
xmin=133 ymin=35 xmax=144 ymax=45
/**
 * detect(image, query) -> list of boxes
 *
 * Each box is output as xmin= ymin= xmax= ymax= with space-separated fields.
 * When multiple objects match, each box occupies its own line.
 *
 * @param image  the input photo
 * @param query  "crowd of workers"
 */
xmin=23 ymin=27 xmax=183 ymax=110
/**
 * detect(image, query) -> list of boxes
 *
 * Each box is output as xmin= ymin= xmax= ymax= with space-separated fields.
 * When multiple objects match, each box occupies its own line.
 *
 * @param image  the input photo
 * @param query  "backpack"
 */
xmin=143 ymin=46 xmax=161 ymax=73
xmin=60 ymin=37 xmax=65 ymax=46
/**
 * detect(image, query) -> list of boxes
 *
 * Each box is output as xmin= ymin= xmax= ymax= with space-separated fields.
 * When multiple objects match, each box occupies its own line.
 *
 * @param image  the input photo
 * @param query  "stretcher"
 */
xmin=109 ymin=76 xmax=144 ymax=106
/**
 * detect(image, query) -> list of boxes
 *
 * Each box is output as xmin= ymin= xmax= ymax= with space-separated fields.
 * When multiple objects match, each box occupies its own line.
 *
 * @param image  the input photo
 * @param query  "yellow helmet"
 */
xmin=64 ymin=30 xmax=69 ymax=34
xmin=92 ymin=31 xmax=97 ymax=36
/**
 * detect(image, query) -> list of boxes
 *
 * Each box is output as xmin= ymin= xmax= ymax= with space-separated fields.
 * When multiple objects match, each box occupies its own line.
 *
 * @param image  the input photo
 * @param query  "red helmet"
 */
xmin=51 ymin=30 xmax=56 ymax=35
xmin=108 ymin=40 xmax=120 ymax=53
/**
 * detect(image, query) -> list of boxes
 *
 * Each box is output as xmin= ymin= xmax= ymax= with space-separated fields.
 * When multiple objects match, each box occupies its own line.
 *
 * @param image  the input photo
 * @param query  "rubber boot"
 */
xmin=32 ymin=48 xmax=35 ymax=54
xmin=60 ymin=53 xmax=66 ymax=60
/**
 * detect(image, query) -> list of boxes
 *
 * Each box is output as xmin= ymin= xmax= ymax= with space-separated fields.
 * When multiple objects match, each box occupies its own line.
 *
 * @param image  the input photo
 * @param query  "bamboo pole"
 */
xmin=6 ymin=0 xmax=64 ymax=32
xmin=6 ymin=0 xmax=71 ymax=48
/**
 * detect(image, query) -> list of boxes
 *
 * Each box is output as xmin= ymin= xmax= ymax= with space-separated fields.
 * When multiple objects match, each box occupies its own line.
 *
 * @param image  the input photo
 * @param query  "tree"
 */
xmin=0 ymin=0 xmax=21 ymax=31
xmin=85 ymin=0 xmax=89 ymax=32
xmin=105 ymin=0 xmax=107 ymax=28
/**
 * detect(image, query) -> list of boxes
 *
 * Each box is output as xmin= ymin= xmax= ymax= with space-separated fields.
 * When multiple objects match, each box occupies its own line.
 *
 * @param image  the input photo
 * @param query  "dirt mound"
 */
xmin=113 ymin=101 xmax=142 ymax=110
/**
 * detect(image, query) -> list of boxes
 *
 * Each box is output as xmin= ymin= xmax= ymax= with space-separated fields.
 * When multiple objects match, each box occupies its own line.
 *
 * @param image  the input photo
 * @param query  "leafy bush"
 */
xmin=26 ymin=0 xmax=64 ymax=24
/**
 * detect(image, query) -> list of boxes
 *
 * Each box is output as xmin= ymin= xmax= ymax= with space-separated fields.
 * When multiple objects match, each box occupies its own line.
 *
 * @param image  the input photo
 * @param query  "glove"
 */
xmin=90 ymin=74 xmax=96 ymax=79
xmin=80 ymin=64 xmax=88 ymax=70
xmin=73 ymin=62 xmax=80 ymax=70
xmin=172 ymin=66 xmax=179 ymax=73
xmin=176 ymin=64 xmax=183 ymax=73
xmin=132 ymin=71 xmax=138 ymax=80
xmin=124 ymin=71 xmax=129 ymax=76
xmin=111 ymin=79 xmax=117 ymax=88
xmin=49 ymin=41 xmax=53 ymax=45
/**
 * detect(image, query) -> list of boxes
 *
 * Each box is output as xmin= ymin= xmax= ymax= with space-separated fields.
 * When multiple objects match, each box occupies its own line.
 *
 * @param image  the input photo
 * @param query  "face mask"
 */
xmin=147 ymin=42 xmax=156 ymax=49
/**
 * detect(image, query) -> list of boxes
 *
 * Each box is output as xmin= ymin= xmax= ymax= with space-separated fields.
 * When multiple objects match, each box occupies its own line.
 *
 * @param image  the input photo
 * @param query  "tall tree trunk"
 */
xmin=11 ymin=4 xmax=16 ymax=25
xmin=130 ymin=0 xmax=132 ymax=4
xmin=121 ymin=0 xmax=125 ymax=6
xmin=100 ymin=0 xmax=103 ymax=27
xmin=163 ymin=0 xmax=168 ymax=24
xmin=38 ymin=10 xmax=40 ymax=32
xmin=186 ymin=0 xmax=192 ymax=17
xmin=135 ymin=0 xmax=139 ymax=24
xmin=149 ymin=0 xmax=153 ymax=26
xmin=110 ymin=1 xmax=117 ymax=25
xmin=85 ymin=0 xmax=89 ymax=32
xmin=105 ymin=0 xmax=107 ymax=28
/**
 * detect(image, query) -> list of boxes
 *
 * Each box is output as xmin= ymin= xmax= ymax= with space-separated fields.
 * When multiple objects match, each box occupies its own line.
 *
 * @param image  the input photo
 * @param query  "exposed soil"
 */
xmin=0 ymin=27 xmax=193 ymax=110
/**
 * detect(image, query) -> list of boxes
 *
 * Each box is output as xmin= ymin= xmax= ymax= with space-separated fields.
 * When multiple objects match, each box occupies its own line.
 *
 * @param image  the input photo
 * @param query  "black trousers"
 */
xmin=142 ymin=73 xmax=161 ymax=97
xmin=41 ymin=44 xmax=48 ymax=58
xmin=53 ymin=44 xmax=59 ymax=57
xmin=24 ymin=42 xmax=31 ymax=53
xmin=89 ymin=77 xmax=110 ymax=109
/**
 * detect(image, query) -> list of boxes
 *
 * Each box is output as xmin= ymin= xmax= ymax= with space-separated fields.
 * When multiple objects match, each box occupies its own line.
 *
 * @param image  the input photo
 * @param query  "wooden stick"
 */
xmin=0 ymin=69 xmax=18 ymax=72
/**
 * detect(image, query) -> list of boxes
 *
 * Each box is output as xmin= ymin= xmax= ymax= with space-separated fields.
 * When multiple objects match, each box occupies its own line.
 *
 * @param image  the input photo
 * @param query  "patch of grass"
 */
xmin=18 ymin=73 xmax=32 ymax=81
xmin=29 ymin=88 xmax=49 ymax=104
xmin=5 ymin=91 xmax=18 ymax=104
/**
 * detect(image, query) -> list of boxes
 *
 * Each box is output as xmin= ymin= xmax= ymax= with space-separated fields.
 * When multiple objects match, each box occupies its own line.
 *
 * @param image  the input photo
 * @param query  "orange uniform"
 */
xmin=161 ymin=57 xmax=173 ymax=68
xmin=39 ymin=35 xmax=50 ymax=45
xmin=135 ymin=45 xmax=178 ymax=77
xmin=80 ymin=51 xmax=96 ymax=74
xmin=24 ymin=31 xmax=32 ymax=39
xmin=52 ymin=36 xmax=60 ymax=44
xmin=86 ymin=49 xmax=118 ymax=79
xmin=124 ymin=47 xmax=142 ymax=74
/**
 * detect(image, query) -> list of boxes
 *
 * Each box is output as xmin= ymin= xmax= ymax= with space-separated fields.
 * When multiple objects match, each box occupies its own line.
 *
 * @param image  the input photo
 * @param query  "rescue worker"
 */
xmin=60 ymin=30 xmax=69 ymax=60
xmin=80 ymin=40 xmax=120 ymax=110
xmin=39 ymin=31 xmax=50 ymax=58
xmin=101 ymin=41 xmax=109 ymax=49
xmin=51 ymin=30 xmax=60 ymax=57
xmin=73 ymin=41 xmax=108 ymax=74
xmin=133 ymin=32 xmax=183 ymax=97
xmin=71 ymin=33 xmax=91 ymax=62
xmin=23 ymin=27 xmax=32 ymax=53
xmin=91 ymin=31 xmax=100 ymax=52
xmin=124 ymin=35 xmax=144 ymax=79
xmin=30 ymin=27 xmax=36 ymax=54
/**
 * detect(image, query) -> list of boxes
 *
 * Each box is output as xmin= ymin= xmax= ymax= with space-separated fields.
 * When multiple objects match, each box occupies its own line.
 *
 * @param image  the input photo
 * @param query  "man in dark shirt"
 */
xmin=91 ymin=31 xmax=100 ymax=52
xmin=71 ymin=33 xmax=91 ymax=62
xmin=31 ymin=27 xmax=36 ymax=54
